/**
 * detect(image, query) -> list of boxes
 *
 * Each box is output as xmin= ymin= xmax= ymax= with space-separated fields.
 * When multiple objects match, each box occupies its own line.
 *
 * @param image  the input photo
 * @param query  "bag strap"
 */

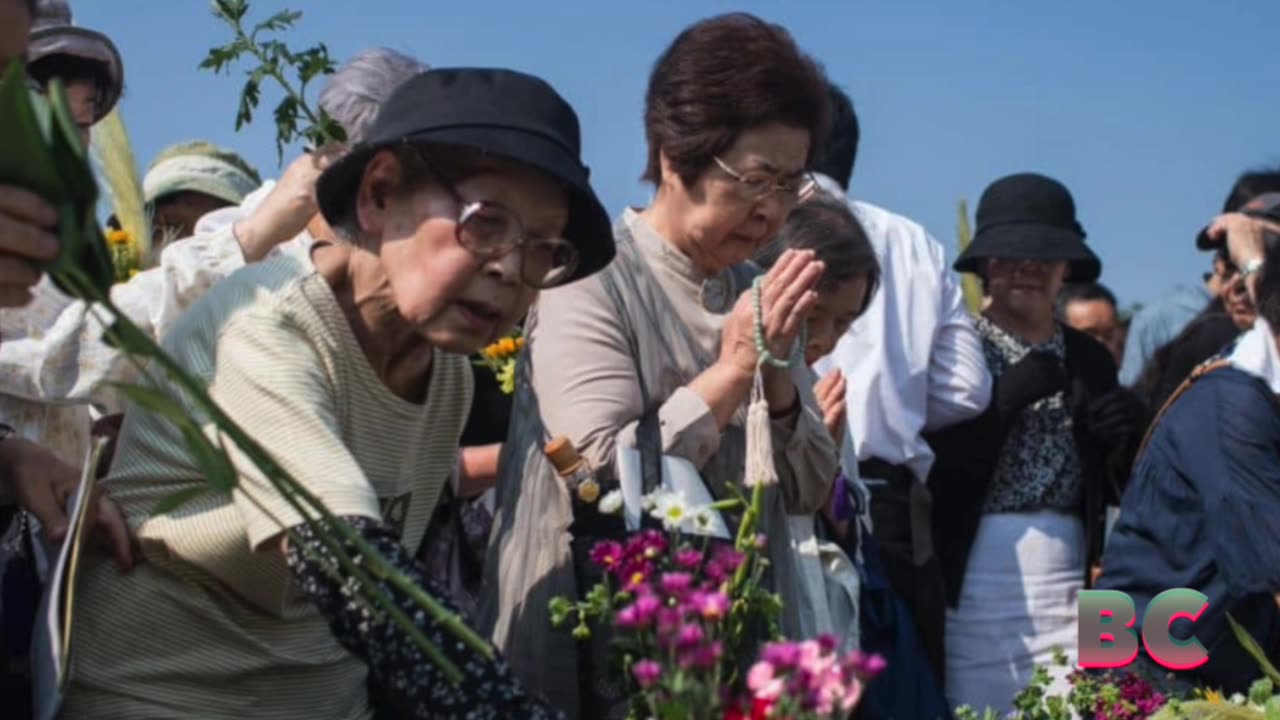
xmin=1133 ymin=357 xmax=1232 ymax=467
xmin=597 ymin=250 xmax=663 ymax=498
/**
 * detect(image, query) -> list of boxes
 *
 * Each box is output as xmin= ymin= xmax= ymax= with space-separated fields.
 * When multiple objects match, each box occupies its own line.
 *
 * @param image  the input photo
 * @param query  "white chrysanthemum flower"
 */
xmin=652 ymin=492 xmax=690 ymax=531
xmin=598 ymin=489 xmax=623 ymax=515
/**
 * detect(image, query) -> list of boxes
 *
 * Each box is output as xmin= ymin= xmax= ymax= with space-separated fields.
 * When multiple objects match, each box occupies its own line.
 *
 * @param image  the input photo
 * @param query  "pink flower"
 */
xmin=747 ymin=661 xmax=786 ymax=701
xmin=839 ymin=678 xmax=864 ymax=713
xmin=589 ymin=541 xmax=624 ymax=574
xmin=816 ymin=634 xmax=838 ymax=653
xmin=844 ymin=649 xmax=887 ymax=679
xmin=753 ymin=533 xmax=767 ymax=550
xmin=760 ymin=641 xmax=802 ymax=669
xmin=620 ymin=557 xmax=653 ymax=591
xmin=660 ymin=572 xmax=694 ymax=598
xmin=712 ymin=546 xmax=745 ymax=573
xmin=682 ymin=640 xmax=723 ymax=670
xmin=860 ymin=653 xmax=886 ymax=678
xmin=675 ymin=548 xmax=703 ymax=569
xmin=632 ymin=592 xmax=661 ymax=624
xmin=655 ymin=607 xmax=683 ymax=642
xmin=625 ymin=529 xmax=667 ymax=561
xmin=631 ymin=659 xmax=662 ymax=689
xmin=615 ymin=590 xmax=661 ymax=630
xmin=615 ymin=605 xmax=642 ymax=629
xmin=690 ymin=590 xmax=730 ymax=621
xmin=676 ymin=622 xmax=705 ymax=649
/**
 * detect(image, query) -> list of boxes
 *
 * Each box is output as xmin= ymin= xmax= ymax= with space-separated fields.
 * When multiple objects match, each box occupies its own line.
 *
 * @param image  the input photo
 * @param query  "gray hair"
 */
xmin=755 ymin=193 xmax=881 ymax=302
xmin=319 ymin=48 xmax=429 ymax=145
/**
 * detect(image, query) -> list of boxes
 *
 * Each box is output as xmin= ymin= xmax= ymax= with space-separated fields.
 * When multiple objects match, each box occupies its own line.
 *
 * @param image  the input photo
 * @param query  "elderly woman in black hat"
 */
xmin=62 ymin=68 xmax=609 ymax=719
xmin=926 ymin=173 xmax=1143 ymax=712
xmin=482 ymin=13 xmax=838 ymax=718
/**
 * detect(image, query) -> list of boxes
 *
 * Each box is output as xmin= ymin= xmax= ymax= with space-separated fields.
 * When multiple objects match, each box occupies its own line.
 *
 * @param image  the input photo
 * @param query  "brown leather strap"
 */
xmin=1133 ymin=358 xmax=1232 ymax=467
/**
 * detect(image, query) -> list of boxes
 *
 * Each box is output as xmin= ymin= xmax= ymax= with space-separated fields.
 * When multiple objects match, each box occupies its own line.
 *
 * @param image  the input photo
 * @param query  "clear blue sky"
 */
xmin=76 ymin=0 xmax=1280 ymax=308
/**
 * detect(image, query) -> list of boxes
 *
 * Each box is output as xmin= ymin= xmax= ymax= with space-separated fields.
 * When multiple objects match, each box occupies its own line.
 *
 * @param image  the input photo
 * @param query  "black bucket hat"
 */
xmin=954 ymin=172 xmax=1101 ymax=282
xmin=316 ymin=67 xmax=615 ymax=283
xmin=28 ymin=0 xmax=125 ymax=123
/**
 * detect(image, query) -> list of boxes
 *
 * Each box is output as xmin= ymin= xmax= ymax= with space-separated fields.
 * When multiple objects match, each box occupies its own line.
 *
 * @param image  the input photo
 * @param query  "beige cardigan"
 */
xmin=481 ymin=209 xmax=837 ymax=716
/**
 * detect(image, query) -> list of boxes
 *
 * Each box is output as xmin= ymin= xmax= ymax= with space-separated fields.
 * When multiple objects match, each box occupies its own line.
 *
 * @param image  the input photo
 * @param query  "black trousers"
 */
xmin=859 ymin=459 xmax=948 ymax=691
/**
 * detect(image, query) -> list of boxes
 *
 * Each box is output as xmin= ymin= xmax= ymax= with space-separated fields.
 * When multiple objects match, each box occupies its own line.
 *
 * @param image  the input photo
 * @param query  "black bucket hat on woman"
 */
xmin=954 ymin=172 xmax=1101 ymax=282
xmin=28 ymin=0 xmax=125 ymax=122
xmin=316 ymin=67 xmax=615 ymax=283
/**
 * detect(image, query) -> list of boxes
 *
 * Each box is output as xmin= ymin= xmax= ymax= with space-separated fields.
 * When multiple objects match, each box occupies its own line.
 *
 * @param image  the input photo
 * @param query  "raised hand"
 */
xmin=0 ymin=185 xmax=58 ymax=307
xmin=814 ymin=368 xmax=847 ymax=446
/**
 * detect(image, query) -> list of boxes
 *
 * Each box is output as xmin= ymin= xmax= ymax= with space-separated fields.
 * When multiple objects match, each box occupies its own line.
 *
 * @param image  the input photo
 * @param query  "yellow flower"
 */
xmin=497 ymin=360 xmax=516 ymax=395
xmin=1202 ymin=689 xmax=1223 ymax=704
xmin=499 ymin=337 xmax=517 ymax=356
xmin=106 ymin=229 xmax=132 ymax=246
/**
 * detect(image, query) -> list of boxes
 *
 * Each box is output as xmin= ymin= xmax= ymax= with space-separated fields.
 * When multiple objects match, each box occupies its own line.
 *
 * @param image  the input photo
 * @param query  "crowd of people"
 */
xmin=1 ymin=1 xmax=1278 ymax=718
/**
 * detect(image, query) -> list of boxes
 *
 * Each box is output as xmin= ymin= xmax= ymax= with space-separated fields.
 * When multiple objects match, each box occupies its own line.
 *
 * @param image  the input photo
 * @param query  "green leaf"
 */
xmin=273 ymin=95 xmax=300 ymax=162
xmin=110 ymin=383 xmax=235 ymax=492
xmin=178 ymin=423 xmax=239 ymax=493
xmin=295 ymin=45 xmax=335 ymax=84
xmin=153 ymin=485 xmax=209 ymax=515
xmin=212 ymin=0 xmax=249 ymax=22
xmin=1265 ymin=696 xmax=1280 ymax=720
xmin=236 ymin=76 xmax=261 ymax=130
xmin=1228 ymin=613 xmax=1280 ymax=685
xmin=255 ymin=9 xmax=301 ymax=34
xmin=0 ymin=63 xmax=61 ymax=197
xmin=199 ymin=43 xmax=245 ymax=73
xmin=111 ymin=382 xmax=189 ymax=419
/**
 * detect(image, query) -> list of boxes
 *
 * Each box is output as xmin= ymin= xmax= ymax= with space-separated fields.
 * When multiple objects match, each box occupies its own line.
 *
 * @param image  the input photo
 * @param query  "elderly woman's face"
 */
xmin=62 ymin=78 xmax=98 ymax=148
xmin=669 ymin=123 xmax=810 ymax=272
xmin=984 ymin=258 xmax=1068 ymax=319
xmin=804 ymin=275 xmax=870 ymax=366
xmin=355 ymin=150 xmax=568 ymax=353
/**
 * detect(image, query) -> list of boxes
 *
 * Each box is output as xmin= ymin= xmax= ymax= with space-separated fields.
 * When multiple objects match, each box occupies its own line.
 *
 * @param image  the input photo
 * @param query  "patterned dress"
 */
xmin=974 ymin=315 xmax=1083 ymax=514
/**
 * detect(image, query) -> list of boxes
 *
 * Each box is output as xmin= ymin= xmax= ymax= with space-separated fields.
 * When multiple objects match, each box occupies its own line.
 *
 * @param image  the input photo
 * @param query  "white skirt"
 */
xmin=945 ymin=511 xmax=1084 ymax=715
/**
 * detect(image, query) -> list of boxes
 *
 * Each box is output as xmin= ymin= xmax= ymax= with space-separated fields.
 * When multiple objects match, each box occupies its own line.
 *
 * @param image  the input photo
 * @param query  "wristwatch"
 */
xmin=1241 ymin=257 xmax=1265 ymax=280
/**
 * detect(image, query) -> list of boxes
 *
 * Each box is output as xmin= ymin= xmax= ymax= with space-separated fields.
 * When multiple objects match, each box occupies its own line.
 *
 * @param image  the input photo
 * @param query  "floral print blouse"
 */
xmin=974 ymin=315 xmax=1083 ymax=514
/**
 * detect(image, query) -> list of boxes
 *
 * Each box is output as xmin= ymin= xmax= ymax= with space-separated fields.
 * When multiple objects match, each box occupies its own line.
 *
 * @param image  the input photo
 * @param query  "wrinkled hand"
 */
xmin=1205 ymin=212 xmax=1280 ymax=271
xmin=0 ymin=185 xmax=58 ymax=308
xmin=994 ymin=351 xmax=1067 ymax=419
xmin=1082 ymin=388 xmax=1146 ymax=452
xmin=719 ymin=249 xmax=824 ymax=378
xmin=234 ymin=143 xmax=345 ymax=261
xmin=3 ymin=437 xmax=135 ymax=571
xmin=814 ymin=368 xmax=847 ymax=446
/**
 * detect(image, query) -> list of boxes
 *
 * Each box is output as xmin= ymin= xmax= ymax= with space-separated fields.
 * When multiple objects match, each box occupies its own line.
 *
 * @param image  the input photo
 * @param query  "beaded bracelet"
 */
xmin=751 ymin=275 xmax=807 ymax=369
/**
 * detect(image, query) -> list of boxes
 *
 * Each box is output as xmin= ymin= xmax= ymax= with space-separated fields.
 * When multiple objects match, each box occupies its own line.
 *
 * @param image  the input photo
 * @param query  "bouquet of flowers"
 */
xmin=551 ymin=484 xmax=883 ymax=720
xmin=476 ymin=331 xmax=524 ymax=394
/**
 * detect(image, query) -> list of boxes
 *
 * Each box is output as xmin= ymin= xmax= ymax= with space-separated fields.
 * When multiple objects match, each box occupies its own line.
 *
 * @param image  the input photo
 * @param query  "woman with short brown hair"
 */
xmin=482 ymin=13 xmax=838 ymax=718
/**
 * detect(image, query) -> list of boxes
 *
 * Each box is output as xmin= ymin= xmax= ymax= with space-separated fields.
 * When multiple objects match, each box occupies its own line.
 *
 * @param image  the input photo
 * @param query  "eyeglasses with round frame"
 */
xmin=712 ymin=156 xmax=817 ymax=206
xmin=403 ymin=143 xmax=580 ymax=289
